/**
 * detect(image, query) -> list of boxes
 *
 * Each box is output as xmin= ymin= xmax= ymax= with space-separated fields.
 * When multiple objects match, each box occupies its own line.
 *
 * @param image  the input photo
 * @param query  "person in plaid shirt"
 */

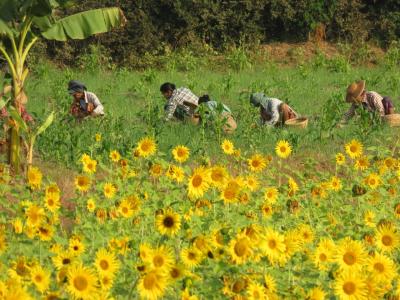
xmin=341 ymin=80 xmax=394 ymax=123
xmin=160 ymin=82 xmax=199 ymax=121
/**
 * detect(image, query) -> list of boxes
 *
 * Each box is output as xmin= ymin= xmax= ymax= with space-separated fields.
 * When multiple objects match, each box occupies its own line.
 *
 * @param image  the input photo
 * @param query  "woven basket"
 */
xmin=382 ymin=114 xmax=400 ymax=127
xmin=285 ymin=117 xmax=308 ymax=129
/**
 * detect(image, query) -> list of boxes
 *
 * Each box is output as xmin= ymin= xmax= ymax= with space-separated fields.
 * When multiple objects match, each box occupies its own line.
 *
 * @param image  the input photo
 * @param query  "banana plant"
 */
xmin=0 ymin=0 xmax=126 ymax=173
xmin=8 ymin=107 xmax=54 ymax=167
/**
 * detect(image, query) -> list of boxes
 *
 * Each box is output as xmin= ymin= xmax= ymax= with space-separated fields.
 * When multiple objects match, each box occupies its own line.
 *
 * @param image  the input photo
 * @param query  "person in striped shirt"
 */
xmin=342 ymin=80 xmax=394 ymax=124
xmin=160 ymin=82 xmax=199 ymax=121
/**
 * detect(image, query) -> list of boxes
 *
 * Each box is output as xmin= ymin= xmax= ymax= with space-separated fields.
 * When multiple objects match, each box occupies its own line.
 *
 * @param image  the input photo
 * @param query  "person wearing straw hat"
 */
xmin=341 ymin=80 xmax=394 ymax=124
xmin=249 ymin=93 xmax=298 ymax=127
xmin=68 ymin=80 xmax=104 ymax=119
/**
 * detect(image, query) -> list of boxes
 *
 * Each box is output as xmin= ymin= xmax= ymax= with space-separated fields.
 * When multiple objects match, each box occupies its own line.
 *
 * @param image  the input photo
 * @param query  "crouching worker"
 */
xmin=197 ymin=95 xmax=237 ymax=133
xmin=160 ymin=82 xmax=199 ymax=122
xmin=68 ymin=80 xmax=104 ymax=119
xmin=341 ymin=80 xmax=394 ymax=124
xmin=250 ymin=93 xmax=298 ymax=126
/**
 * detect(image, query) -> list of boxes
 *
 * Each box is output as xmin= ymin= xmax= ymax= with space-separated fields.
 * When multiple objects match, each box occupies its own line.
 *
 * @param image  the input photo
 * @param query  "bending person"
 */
xmin=341 ymin=80 xmax=394 ymax=124
xmin=197 ymin=95 xmax=237 ymax=133
xmin=250 ymin=93 xmax=297 ymax=126
xmin=68 ymin=80 xmax=104 ymax=119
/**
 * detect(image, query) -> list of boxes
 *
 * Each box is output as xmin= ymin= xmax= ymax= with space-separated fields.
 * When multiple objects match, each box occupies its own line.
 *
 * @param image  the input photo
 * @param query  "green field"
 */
xmin=15 ymin=56 xmax=400 ymax=169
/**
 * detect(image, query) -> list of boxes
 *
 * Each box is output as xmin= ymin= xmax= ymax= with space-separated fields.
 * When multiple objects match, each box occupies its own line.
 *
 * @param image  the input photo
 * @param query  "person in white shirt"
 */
xmin=250 ymin=93 xmax=298 ymax=126
xmin=68 ymin=80 xmax=104 ymax=119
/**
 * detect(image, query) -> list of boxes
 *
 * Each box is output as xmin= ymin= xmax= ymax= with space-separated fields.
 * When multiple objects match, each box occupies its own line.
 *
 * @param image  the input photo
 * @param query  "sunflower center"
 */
xmin=177 ymin=149 xmax=185 ymax=157
xmin=374 ymin=262 xmax=384 ymax=273
xmin=73 ymin=275 xmax=88 ymax=291
xmin=211 ymin=171 xmax=223 ymax=182
xmin=369 ymin=179 xmax=376 ymax=185
xmin=100 ymin=260 xmax=109 ymax=270
xmin=350 ymin=145 xmax=357 ymax=153
xmin=343 ymin=281 xmax=356 ymax=295
xmin=122 ymin=207 xmax=129 ymax=214
xmin=319 ymin=253 xmax=327 ymax=261
xmin=170 ymin=268 xmax=180 ymax=279
xmin=192 ymin=175 xmax=203 ymax=188
xmin=48 ymin=199 xmax=54 ymax=206
xmin=382 ymin=235 xmax=393 ymax=246
xmin=280 ymin=146 xmax=286 ymax=153
xmin=141 ymin=142 xmax=151 ymax=152
xmin=268 ymin=239 xmax=277 ymax=249
xmin=251 ymin=160 xmax=260 ymax=168
xmin=62 ymin=258 xmax=71 ymax=265
xmin=143 ymin=273 xmax=156 ymax=289
xmin=163 ymin=216 xmax=174 ymax=228
xmin=153 ymin=255 xmax=164 ymax=267
xmin=35 ymin=274 xmax=43 ymax=282
xmin=232 ymin=280 xmax=245 ymax=293
xmin=234 ymin=239 xmax=248 ymax=257
xmin=343 ymin=252 xmax=356 ymax=265
xmin=188 ymin=252 xmax=196 ymax=260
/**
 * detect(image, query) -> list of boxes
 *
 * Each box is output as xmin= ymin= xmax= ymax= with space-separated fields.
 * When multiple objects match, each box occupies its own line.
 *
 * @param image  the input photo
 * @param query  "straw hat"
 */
xmin=346 ymin=80 xmax=365 ymax=103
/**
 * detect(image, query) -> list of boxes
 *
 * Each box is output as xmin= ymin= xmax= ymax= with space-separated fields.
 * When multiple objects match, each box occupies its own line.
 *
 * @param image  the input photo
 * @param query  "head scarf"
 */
xmin=250 ymin=93 xmax=270 ymax=109
xmin=68 ymin=80 xmax=87 ymax=95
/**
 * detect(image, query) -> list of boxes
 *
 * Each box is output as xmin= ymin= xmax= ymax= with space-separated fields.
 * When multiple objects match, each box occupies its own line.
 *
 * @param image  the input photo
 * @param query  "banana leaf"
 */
xmin=41 ymin=7 xmax=126 ymax=41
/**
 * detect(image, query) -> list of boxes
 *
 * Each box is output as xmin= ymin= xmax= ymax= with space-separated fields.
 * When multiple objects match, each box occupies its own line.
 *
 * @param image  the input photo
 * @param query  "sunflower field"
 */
xmin=1 ymin=133 xmax=400 ymax=300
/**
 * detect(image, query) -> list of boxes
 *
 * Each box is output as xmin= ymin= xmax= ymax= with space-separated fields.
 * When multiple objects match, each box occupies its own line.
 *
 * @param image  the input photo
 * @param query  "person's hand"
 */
xmin=87 ymin=103 xmax=94 ymax=113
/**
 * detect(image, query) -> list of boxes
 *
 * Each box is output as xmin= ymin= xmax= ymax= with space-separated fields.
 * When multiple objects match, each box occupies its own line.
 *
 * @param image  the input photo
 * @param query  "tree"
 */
xmin=0 ymin=0 xmax=125 ymax=173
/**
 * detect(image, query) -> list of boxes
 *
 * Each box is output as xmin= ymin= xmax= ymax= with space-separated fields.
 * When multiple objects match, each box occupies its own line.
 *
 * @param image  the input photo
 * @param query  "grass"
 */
xmin=3 ymin=55 xmax=399 ymax=168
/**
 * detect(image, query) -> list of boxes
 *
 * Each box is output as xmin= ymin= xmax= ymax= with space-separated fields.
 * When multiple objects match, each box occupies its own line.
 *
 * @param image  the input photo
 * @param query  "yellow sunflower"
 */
xmin=334 ymin=270 xmax=367 ymax=300
xmin=264 ymin=187 xmax=279 ymax=204
xmin=354 ymin=156 xmax=370 ymax=171
xmin=146 ymin=245 xmax=174 ymax=272
xmin=229 ymin=234 xmax=253 ymax=265
xmin=247 ymin=154 xmax=267 ymax=172
xmin=209 ymin=166 xmax=228 ymax=189
xmin=52 ymin=251 xmax=75 ymax=270
xmin=367 ymin=252 xmax=396 ymax=283
xmin=12 ymin=218 xmax=23 ymax=234
xmin=103 ymin=183 xmax=117 ymax=199
xmin=364 ymin=173 xmax=381 ymax=189
xmin=150 ymin=164 xmax=163 ymax=177
xmin=44 ymin=193 xmax=60 ymax=213
xmin=330 ymin=176 xmax=342 ymax=191
xmin=261 ymin=203 xmax=273 ymax=218
xmin=275 ymin=140 xmax=292 ymax=158
xmin=245 ymin=175 xmax=259 ymax=191
xmin=172 ymin=145 xmax=190 ymax=163
xmin=345 ymin=139 xmax=363 ymax=159
xmin=86 ymin=198 xmax=96 ymax=212
xmin=109 ymin=150 xmax=121 ymax=162
xmin=27 ymin=166 xmax=42 ymax=189
xmin=287 ymin=177 xmax=299 ymax=196
xmin=66 ymin=264 xmax=98 ymax=300
xmin=334 ymin=237 xmax=367 ymax=271
xmin=181 ymin=247 xmax=203 ymax=268
xmin=155 ymin=209 xmax=181 ymax=236
xmin=82 ymin=158 xmax=97 ymax=174
xmin=246 ymin=282 xmax=266 ymax=300
xmin=308 ymin=287 xmax=326 ymax=300
xmin=75 ymin=175 xmax=91 ymax=192
xmin=375 ymin=223 xmax=400 ymax=253
xmin=94 ymin=248 xmax=120 ymax=277
xmin=118 ymin=199 xmax=134 ymax=218
xmin=137 ymin=269 xmax=166 ymax=300
xmin=187 ymin=167 xmax=211 ymax=199
xmin=69 ymin=238 xmax=85 ymax=257
xmin=30 ymin=265 xmax=50 ymax=293
xmin=363 ymin=210 xmax=376 ymax=228
xmin=95 ymin=133 xmax=102 ymax=142
xmin=336 ymin=153 xmax=346 ymax=165
xmin=221 ymin=139 xmax=235 ymax=155
xmin=136 ymin=137 xmax=157 ymax=158
xmin=25 ymin=204 xmax=45 ymax=228
xmin=259 ymin=228 xmax=286 ymax=264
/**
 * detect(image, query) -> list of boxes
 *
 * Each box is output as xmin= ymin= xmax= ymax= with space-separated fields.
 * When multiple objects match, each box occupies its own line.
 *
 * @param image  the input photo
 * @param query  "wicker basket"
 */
xmin=382 ymin=114 xmax=400 ymax=127
xmin=285 ymin=117 xmax=308 ymax=129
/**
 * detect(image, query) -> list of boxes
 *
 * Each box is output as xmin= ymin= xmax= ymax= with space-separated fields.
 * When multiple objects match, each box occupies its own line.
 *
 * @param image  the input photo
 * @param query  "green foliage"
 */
xmin=43 ymin=0 xmax=400 ymax=66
